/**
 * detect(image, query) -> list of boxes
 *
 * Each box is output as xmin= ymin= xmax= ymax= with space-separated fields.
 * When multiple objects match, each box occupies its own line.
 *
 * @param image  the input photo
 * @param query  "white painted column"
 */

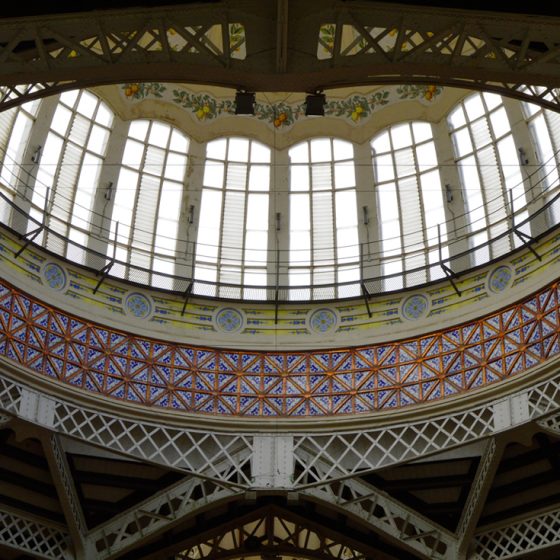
xmin=503 ymin=98 xmax=547 ymax=236
xmin=353 ymin=141 xmax=380 ymax=288
xmin=432 ymin=118 xmax=471 ymax=273
xmin=11 ymin=96 xmax=59 ymax=235
xmin=175 ymin=139 xmax=205 ymax=286
xmin=86 ymin=117 xmax=128 ymax=270
xmin=271 ymin=147 xmax=290 ymax=298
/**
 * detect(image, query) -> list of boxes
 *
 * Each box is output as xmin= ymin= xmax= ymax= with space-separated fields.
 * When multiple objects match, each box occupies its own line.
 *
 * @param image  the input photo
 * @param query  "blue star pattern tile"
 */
xmin=0 ymin=276 xmax=558 ymax=417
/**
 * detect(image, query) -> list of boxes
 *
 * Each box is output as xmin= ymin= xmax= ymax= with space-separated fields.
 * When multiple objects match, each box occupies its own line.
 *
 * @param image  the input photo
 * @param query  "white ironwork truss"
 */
xmin=0 ymin=507 xmax=71 ymax=559
xmin=1 ymin=362 xmax=559 ymax=487
xmin=303 ymin=476 xmax=457 ymax=559
xmin=89 ymin=477 xmax=243 ymax=560
xmin=457 ymin=438 xmax=503 ymax=559
xmin=41 ymin=433 xmax=88 ymax=559
xmin=473 ymin=506 xmax=560 ymax=559
xmin=1 ymin=2 xmax=560 ymax=111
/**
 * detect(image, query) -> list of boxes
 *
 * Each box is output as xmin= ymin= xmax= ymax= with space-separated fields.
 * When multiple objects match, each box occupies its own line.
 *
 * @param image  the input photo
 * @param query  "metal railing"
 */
xmin=1 ymin=185 xmax=560 ymax=307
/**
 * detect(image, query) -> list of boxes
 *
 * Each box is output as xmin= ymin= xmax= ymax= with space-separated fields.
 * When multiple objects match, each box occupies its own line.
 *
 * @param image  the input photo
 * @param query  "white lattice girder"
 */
xmin=89 ymin=477 xmax=243 ymax=559
xmin=42 ymin=433 xmax=88 ymax=559
xmin=0 ymin=360 xmax=559 ymax=488
xmin=291 ymin=390 xmax=534 ymax=487
xmin=473 ymin=507 xmax=560 ymax=559
xmin=292 ymin=404 xmax=496 ymax=486
xmin=3 ymin=375 xmax=255 ymax=486
xmin=457 ymin=438 xmax=502 ymax=558
xmin=1 ymin=2 xmax=560 ymax=110
xmin=536 ymin=410 xmax=560 ymax=436
xmin=303 ymin=477 xmax=457 ymax=559
xmin=0 ymin=508 xmax=71 ymax=559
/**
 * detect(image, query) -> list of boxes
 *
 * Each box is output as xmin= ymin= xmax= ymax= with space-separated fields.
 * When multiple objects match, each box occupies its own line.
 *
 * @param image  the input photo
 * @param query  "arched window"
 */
xmin=110 ymin=120 xmax=189 ymax=283
xmin=371 ymin=122 xmax=447 ymax=289
xmin=30 ymin=89 xmax=113 ymax=261
xmin=522 ymin=98 xmax=560 ymax=223
xmin=0 ymin=92 xmax=41 ymax=222
xmin=288 ymin=138 xmax=359 ymax=299
xmin=195 ymin=137 xmax=270 ymax=299
xmin=448 ymin=92 xmax=527 ymax=265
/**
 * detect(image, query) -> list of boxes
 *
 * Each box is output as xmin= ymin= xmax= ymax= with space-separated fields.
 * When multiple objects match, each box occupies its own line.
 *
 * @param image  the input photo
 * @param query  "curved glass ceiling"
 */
xmin=0 ymin=87 xmax=559 ymax=301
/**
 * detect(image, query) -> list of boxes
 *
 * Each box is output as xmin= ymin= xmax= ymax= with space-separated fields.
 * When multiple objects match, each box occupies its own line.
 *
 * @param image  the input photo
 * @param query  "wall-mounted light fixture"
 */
xmin=31 ymin=146 xmax=42 ymax=164
xmin=276 ymin=212 xmax=281 ymax=231
xmin=104 ymin=181 xmax=113 ymax=201
xmin=445 ymin=184 xmax=453 ymax=203
xmin=518 ymin=147 xmax=529 ymax=166
xmin=187 ymin=204 xmax=195 ymax=224
xmin=362 ymin=205 xmax=369 ymax=225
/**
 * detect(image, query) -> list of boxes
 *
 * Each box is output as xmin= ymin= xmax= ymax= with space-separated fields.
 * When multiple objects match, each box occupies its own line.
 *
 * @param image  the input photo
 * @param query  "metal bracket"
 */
xmin=93 ymin=221 xmax=118 ymax=294
xmin=513 ymin=228 xmax=541 ymax=261
xmin=14 ymin=187 xmax=50 ymax=258
xmin=93 ymin=258 xmax=115 ymax=294
xmin=181 ymin=281 xmax=193 ymax=316
xmin=361 ymin=282 xmax=372 ymax=318
xmin=438 ymin=224 xmax=461 ymax=297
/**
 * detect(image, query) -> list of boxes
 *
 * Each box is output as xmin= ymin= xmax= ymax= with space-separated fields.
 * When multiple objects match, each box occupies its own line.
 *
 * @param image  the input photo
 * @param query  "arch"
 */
xmin=28 ymin=89 xmax=114 ymax=262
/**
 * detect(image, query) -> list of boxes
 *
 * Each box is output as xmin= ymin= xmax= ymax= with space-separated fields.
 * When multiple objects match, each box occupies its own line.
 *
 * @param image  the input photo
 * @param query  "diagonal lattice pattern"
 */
xmin=474 ymin=507 xmax=560 ymax=559
xmin=304 ymin=478 xmax=456 ymax=559
xmin=292 ymin=406 xmax=496 ymax=485
xmin=2 ymin=3 xmax=560 ymax=112
xmin=0 ymin=508 xmax=71 ymax=559
xmin=0 ymin=275 xmax=559 ymax=417
xmin=52 ymin=400 xmax=254 ymax=485
xmin=90 ymin=478 xmax=242 ymax=559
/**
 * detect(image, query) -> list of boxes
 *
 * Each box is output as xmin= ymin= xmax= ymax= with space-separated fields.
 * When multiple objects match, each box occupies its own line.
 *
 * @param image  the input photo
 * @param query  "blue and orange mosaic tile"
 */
xmin=0 ymin=276 xmax=559 ymax=417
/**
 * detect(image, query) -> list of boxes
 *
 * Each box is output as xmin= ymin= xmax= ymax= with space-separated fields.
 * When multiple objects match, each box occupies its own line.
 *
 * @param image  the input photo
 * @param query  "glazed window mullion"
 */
xmin=523 ymin=103 xmax=560 ymax=224
xmin=483 ymin=98 xmax=514 ymax=252
xmin=372 ymin=122 xmax=445 ymax=290
xmin=111 ymin=120 xmax=189 ymax=284
xmin=128 ymin=124 xmax=152 ymax=280
xmin=150 ymin=129 xmax=171 ymax=272
xmin=450 ymin=92 xmax=529 ymax=264
xmin=31 ymin=91 xmax=114 ymax=261
xmin=196 ymin=137 xmax=270 ymax=299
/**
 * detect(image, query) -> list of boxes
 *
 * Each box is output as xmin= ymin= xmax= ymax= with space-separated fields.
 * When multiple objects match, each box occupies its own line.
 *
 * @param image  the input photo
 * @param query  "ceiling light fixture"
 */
xmin=235 ymin=91 xmax=256 ymax=115
xmin=305 ymin=92 xmax=326 ymax=116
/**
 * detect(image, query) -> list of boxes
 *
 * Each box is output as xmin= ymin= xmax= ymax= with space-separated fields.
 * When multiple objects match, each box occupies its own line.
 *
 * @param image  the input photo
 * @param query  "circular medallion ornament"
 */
xmin=43 ymin=263 xmax=66 ymax=291
xmin=309 ymin=308 xmax=338 ymax=334
xmin=215 ymin=308 xmax=244 ymax=333
xmin=488 ymin=265 xmax=513 ymax=294
xmin=402 ymin=294 xmax=429 ymax=320
xmin=125 ymin=292 xmax=152 ymax=319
